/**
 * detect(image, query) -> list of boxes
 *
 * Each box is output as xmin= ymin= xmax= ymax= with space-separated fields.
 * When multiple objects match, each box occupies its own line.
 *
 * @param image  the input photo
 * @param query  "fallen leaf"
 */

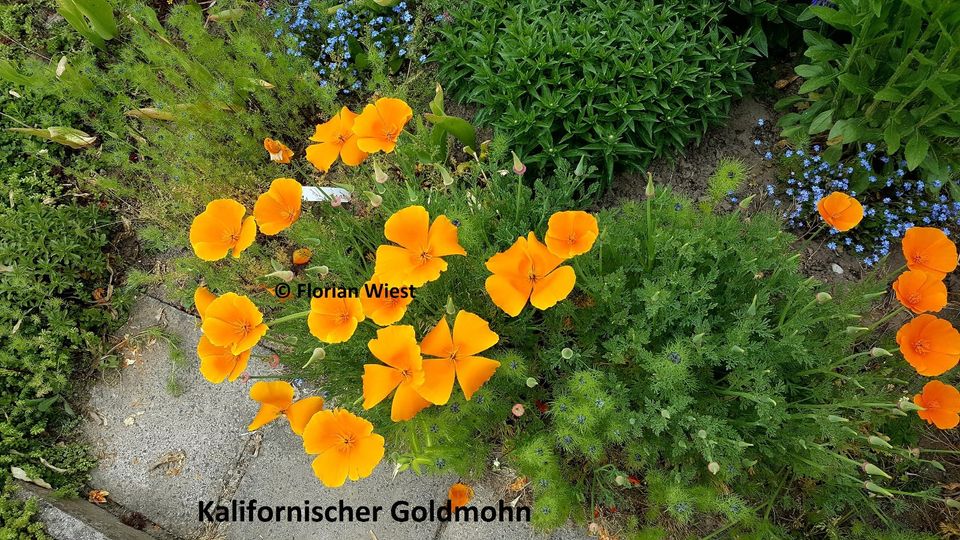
xmin=11 ymin=466 xmax=53 ymax=489
xmin=774 ymin=74 xmax=799 ymax=89
xmin=508 ymin=476 xmax=528 ymax=492
xmin=39 ymin=457 xmax=67 ymax=474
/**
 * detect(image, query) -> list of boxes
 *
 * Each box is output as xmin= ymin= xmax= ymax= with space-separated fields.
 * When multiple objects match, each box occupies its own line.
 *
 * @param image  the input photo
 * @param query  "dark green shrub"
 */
xmin=777 ymin=0 xmax=960 ymax=183
xmin=432 ymin=0 xmax=755 ymax=186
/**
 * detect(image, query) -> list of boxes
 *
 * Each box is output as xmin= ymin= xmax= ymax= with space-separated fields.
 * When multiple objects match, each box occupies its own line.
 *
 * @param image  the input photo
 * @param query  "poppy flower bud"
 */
xmin=438 ymin=165 xmax=455 ymax=186
xmin=945 ymin=499 xmax=960 ymax=510
xmin=816 ymin=292 xmax=832 ymax=304
xmin=561 ymin=347 xmax=574 ymax=360
xmin=511 ymin=152 xmax=526 ymax=175
xmin=746 ymin=294 xmax=758 ymax=316
xmin=867 ymin=435 xmax=892 ymax=449
xmin=707 ymin=462 xmax=720 ymax=475
xmin=738 ymin=194 xmax=755 ymax=209
xmin=310 ymin=347 xmax=326 ymax=362
xmin=660 ymin=409 xmax=671 ymax=419
xmin=265 ymin=270 xmax=295 ymax=282
xmin=897 ymin=397 xmax=923 ymax=411
xmin=525 ymin=377 xmax=538 ymax=388
xmin=307 ymin=265 xmax=330 ymax=276
xmin=870 ymin=347 xmax=892 ymax=357
xmin=511 ymin=403 xmax=525 ymax=417
xmin=363 ymin=191 xmax=383 ymax=208
xmin=863 ymin=481 xmax=893 ymax=497
xmin=692 ymin=333 xmax=705 ymax=346
xmin=731 ymin=345 xmax=746 ymax=354
xmin=574 ymin=156 xmax=587 ymax=177
xmin=889 ymin=408 xmax=908 ymax=417
xmin=588 ymin=523 xmax=600 ymax=535
xmin=861 ymin=462 xmax=892 ymax=479
xmin=614 ymin=475 xmax=626 ymax=486
xmin=827 ymin=415 xmax=849 ymax=423
xmin=373 ymin=162 xmax=388 ymax=184
xmin=845 ymin=326 xmax=869 ymax=334
xmin=445 ymin=296 xmax=456 ymax=315
xmin=645 ymin=172 xmax=655 ymax=198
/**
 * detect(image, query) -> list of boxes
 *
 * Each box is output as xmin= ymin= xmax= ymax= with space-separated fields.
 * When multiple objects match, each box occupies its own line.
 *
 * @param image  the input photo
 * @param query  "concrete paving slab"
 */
xmin=82 ymin=295 xmax=274 ymax=538
xmin=227 ymin=423 xmax=456 ymax=540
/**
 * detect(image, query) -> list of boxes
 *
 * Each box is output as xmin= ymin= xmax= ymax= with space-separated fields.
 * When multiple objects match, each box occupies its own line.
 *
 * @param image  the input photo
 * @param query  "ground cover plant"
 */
xmin=432 ymin=0 xmax=756 ymax=186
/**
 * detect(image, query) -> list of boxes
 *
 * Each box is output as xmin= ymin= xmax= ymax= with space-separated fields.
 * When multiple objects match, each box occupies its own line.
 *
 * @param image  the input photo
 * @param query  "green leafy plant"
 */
xmin=55 ymin=0 xmax=117 ymax=49
xmin=432 ymin=0 xmax=755 ymax=187
xmin=777 ymin=0 xmax=960 ymax=182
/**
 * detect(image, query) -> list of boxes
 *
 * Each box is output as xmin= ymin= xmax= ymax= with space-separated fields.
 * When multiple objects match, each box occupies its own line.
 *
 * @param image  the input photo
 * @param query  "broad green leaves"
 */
xmin=56 ymin=0 xmax=118 ymax=49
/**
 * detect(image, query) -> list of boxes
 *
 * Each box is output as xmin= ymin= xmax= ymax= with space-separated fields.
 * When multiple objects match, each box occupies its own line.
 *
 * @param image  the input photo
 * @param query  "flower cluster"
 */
xmin=268 ymin=0 xmax=421 ymax=94
xmin=817 ymin=205 xmax=960 ymax=429
xmin=759 ymin=123 xmax=960 ymax=267
xmin=187 ymin=97 xmax=601 ymax=488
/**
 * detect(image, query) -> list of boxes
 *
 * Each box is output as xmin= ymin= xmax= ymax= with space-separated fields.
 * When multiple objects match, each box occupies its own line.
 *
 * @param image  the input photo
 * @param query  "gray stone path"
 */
xmin=80 ymin=295 xmax=589 ymax=540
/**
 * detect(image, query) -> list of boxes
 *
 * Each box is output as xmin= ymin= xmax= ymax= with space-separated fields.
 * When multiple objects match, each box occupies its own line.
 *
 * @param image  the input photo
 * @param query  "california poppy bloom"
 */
xmin=194 ymin=286 xmax=216 ymax=321
xmin=362 ymin=325 xmax=431 ymax=421
xmin=352 ymin=97 xmax=413 ymax=154
xmin=545 ymin=210 xmax=599 ymax=259
xmin=197 ymin=335 xmax=250 ymax=383
xmin=253 ymin=178 xmax=302 ymax=236
xmin=359 ymin=276 xmax=413 ymax=326
xmin=892 ymin=270 xmax=948 ymax=314
xmin=373 ymin=206 xmax=466 ymax=287
xmin=201 ymin=292 xmax=269 ymax=355
xmin=417 ymin=311 xmax=500 ymax=404
xmin=292 ymin=247 xmax=312 ymax=266
xmin=302 ymin=408 xmax=385 ymax=487
xmin=485 ymin=232 xmax=576 ymax=316
xmin=448 ymin=482 xmax=474 ymax=512
xmin=307 ymin=297 xmax=365 ymax=344
xmin=305 ymin=106 xmax=368 ymax=172
xmin=263 ymin=138 xmax=293 ymax=164
xmin=816 ymin=192 xmax=863 ymax=232
xmin=189 ymin=199 xmax=257 ymax=261
xmin=896 ymin=314 xmax=960 ymax=376
xmin=247 ymin=381 xmax=326 ymax=435
xmin=902 ymin=227 xmax=959 ymax=279
xmin=913 ymin=380 xmax=960 ymax=429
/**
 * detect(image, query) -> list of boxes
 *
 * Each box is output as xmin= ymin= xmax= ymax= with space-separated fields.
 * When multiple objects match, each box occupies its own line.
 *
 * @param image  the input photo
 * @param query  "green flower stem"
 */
xmin=867 ymin=306 xmax=907 ymax=332
xmin=796 ymin=351 xmax=872 ymax=376
xmin=788 ymin=401 xmax=894 ymax=410
xmin=267 ymin=310 xmax=310 ymax=327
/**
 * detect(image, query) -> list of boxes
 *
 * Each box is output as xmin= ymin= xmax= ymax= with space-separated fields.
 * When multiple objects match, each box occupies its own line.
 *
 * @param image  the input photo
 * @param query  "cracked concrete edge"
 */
xmin=196 ymin=432 xmax=265 ymax=540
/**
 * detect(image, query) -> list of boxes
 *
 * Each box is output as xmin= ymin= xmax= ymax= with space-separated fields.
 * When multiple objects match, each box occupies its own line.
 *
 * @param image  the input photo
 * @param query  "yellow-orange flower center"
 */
xmin=419 ymin=250 xmax=432 ymax=263
xmin=912 ymin=339 xmax=931 ymax=356
xmin=338 ymin=433 xmax=356 ymax=451
xmin=906 ymin=293 xmax=922 ymax=306
xmin=385 ymin=129 xmax=398 ymax=142
xmin=911 ymin=254 xmax=924 ymax=264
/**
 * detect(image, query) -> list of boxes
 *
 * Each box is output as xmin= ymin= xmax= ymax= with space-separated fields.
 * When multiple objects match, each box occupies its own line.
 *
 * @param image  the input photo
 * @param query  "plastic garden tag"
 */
xmin=302 ymin=186 xmax=351 ymax=203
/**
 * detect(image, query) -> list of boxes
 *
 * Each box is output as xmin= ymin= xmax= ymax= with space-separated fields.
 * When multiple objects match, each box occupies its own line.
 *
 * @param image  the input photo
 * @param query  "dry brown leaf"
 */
xmin=508 ymin=476 xmax=529 ymax=492
xmin=88 ymin=489 xmax=109 ymax=504
xmin=774 ymin=74 xmax=799 ymax=89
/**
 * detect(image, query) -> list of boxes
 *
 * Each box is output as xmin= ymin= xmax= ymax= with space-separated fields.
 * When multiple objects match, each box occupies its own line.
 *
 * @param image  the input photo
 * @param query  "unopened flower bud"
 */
xmin=870 ymin=347 xmax=892 ymax=358
xmin=525 ymin=377 xmax=538 ymax=388
xmin=944 ymin=499 xmax=960 ymax=510
xmin=561 ymin=347 xmax=574 ymax=360
xmin=364 ymin=191 xmax=383 ymax=208
xmin=731 ymin=345 xmax=746 ymax=354
xmin=265 ymin=270 xmax=294 ymax=282
xmin=511 ymin=403 xmax=525 ymax=417
xmin=845 ymin=326 xmax=869 ymax=334
xmin=738 ymin=194 xmax=755 ymax=209
xmin=511 ymin=151 xmax=526 ymax=175
xmin=692 ymin=333 xmax=705 ymax=346
xmin=863 ymin=481 xmax=893 ymax=497
xmin=373 ymin=161 xmax=388 ymax=184
xmin=827 ymin=415 xmax=849 ymax=423
xmin=816 ymin=292 xmax=832 ymax=304
xmin=861 ymin=462 xmax=892 ymax=479
xmin=445 ymin=296 xmax=456 ymax=315
xmin=898 ymin=397 xmax=923 ymax=411
xmin=867 ymin=436 xmax=892 ymax=449
xmin=707 ymin=462 xmax=720 ymax=475
xmin=645 ymin=172 xmax=655 ymax=198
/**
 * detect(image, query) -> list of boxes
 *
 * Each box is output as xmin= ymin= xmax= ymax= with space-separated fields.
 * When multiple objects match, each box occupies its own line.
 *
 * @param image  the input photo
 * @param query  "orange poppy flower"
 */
xmin=359 ymin=276 xmax=413 ymax=326
xmin=362 ymin=325 xmax=431 ymax=421
xmin=189 ymin=199 xmax=257 ymax=261
xmin=194 ymin=286 xmax=216 ymax=321
xmin=352 ymin=97 xmax=413 ymax=154
xmin=263 ymin=138 xmax=293 ymax=164
xmin=373 ymin=206 xmax=466 ymax=287
xmin=307 ymin=297 xmax=365 ymax=343
xmin=896 ymin=314 xmax=960 ymax=376
xmin=292 ymin=247 xmax=313 ymax=265
xmin=197 ymin=335 xmax=250 ymax=383
xmin=902 ymin=227 xmax=959 ymax=279
xmin=302 ymin=408 xmax=385 ymax=487
xmin=247 ymin=381 xmax=326 ymax=435
xmin=816 ymin=192 xmax=863 ymax=232
xmin=417 ymin=311 xmax=500 ymax=405
xmin=305 ymin=106 xmax=368 ymax=172
xmin=892 ymin=270 xmax=948 ymax=314
xmin=201 ymin=293 xmax=269 ymax=355
xmin=253 ymin=178 xmax=302 ymax=236
xmin=545 ymin=210 xmax=599 ymax=259
xmin=485 ymin=232 xmax=576 ymax=316
xmin=448 ymin=482 xmax=474 ymax=512
xmin=913 ymin=380 xmax=960 ymax=429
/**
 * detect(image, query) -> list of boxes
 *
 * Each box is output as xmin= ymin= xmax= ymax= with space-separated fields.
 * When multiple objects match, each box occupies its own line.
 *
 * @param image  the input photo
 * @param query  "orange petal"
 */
xmin=248 ymin=404 xmax=284 ymax=431
xmin=531 ymin=265 xmax=576 ymax=310
xmin=375 ymin=98 xmax=414 ymax=132
xmin=817 ymin=192 xmax=864 ymax=232
xmin=454 ymin=355 xmax=500 ymax=400
xmin=420 ymin=316 xmax=454 ymax=358
xmin=385 ymin=206 xmax=430 ymax=251
xmin=526 ymin=232 xmax=565 ymax=278
xmin=391 ymin=381 xmax=432 ymax=421
xmin=305 ymin=141 xmax=343 ymax=172
xmin=340 ymin=134 xmax=368 ymax=166
xmin=428 ymin=215 xmax=466 ymax=257
xmin=285 ymin=396 xmax=325 ymax=435
xmin=253 ymin=178 xmax=302 ymax=235
xmin=353 ymin=103 xmax=393 ymax=153
xmin=485 ymin=236 xmax=532 ymax=279
xmin=902 ymin=227 xmax=959 ymax=278
xmin=310 ymin=110 xmax=349 ymax=144
xmin=347 ymin=432 xmax=385 ymax=481
xmin=545 ymin=210 xmax=599 ymax=259
xmin=367 ymin=325 xmax=421 ymax=371
xmin=405 ymin=257 xmax=448 ymax=287
xmin=231 ymin=215 xmax=258 ymax=258
xmin=311 ymin=448 xmax=350 ymax=487
xmin=485 ymin=274 xmax=532 ymax=317
xmin=250 ymin=380 xmax=295 ymax=409
xmin=417 ymin=358 xmax=456 ymax=405
xmin=197 ymin=335 xmax=250 ymax=384
xmin=194 ymin=286 xmax=216 ymax=320
xmin=362 ymin=364 xmax=403 ymax=409
xmin=374 ymin=244 xmax=418 ymax=285
xmin=190 ymin=199 xmax=246 ymax=261
xmin=452 ymin=311 xmax=499 ymax=357
xmin=301 ymin=409 xmax=341 ymax=454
